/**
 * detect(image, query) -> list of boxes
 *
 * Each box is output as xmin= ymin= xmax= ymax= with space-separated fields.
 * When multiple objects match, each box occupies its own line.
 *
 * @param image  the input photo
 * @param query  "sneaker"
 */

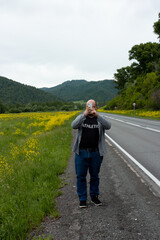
xmin=79 ymin=200 xmax=87 ymax=208
xmin=91 ymin=196 xmax=102 ymax=206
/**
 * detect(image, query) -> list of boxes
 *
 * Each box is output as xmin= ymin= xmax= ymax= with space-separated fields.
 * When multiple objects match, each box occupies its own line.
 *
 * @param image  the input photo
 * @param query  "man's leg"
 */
xmin=89 ymin=151 xmax=103 ymax=198
xmin=75 ymin=150 xmax=89 ymax=201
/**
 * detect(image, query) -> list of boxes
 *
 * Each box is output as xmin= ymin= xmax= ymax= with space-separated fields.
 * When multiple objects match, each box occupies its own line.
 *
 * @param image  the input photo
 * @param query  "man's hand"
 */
xmin=90 ymin=109 xmax=98 ymax=117
xmin=84 ymin=106 xmax=90 ymax=116
xmin=84 ymin=106 xmax=98 ymax=118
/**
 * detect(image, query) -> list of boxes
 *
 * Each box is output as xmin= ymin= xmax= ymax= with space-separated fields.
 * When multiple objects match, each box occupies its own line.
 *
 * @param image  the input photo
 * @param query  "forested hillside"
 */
xmin=0 ymin=76 xmax=79 ymax=113
xmin=104 ymin=13 xmax=160 ymax=110
xmin=0 ymin=76 xmax=59 ymax=104
xmin=41 ymin=79 xmax=118 ymax=105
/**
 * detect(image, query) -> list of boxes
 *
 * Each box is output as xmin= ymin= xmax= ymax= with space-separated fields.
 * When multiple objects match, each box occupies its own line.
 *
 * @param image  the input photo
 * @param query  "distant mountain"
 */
xmin=0 ymin=76 xmax=59 ymax=104
xmin=41 ymin=79 xmax=118 ymax=104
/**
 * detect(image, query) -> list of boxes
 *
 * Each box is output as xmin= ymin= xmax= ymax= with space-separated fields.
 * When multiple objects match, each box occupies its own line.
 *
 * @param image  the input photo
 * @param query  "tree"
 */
xmin=153 ymin=12 xmax=160 ymax=41
xmin=150 ymin=88 xmax=160 ymax=109
xmin=114 ymin=42 xmax=160 ymax=92
xmin=129 ymin=42 xmax=160 ymax=74
xmin=114 ymin=66 xmax=131 ymax=91
xmin=0 ymin=101 xmax=6 ymax=113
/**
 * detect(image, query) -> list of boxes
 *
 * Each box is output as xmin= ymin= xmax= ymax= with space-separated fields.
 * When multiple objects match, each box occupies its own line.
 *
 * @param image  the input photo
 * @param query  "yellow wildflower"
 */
xmin=0 ymin=155 xmax=13 ymax=176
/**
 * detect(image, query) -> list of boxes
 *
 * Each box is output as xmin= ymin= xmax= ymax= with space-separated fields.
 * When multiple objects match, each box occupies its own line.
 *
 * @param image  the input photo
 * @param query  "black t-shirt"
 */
xmin=80 ymin=116 xmax=99 ymax=148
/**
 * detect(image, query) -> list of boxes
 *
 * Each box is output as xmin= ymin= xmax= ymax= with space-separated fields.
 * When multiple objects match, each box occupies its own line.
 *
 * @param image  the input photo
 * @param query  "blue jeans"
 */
xmin=75 ymin=150 xmax=103 ymax=201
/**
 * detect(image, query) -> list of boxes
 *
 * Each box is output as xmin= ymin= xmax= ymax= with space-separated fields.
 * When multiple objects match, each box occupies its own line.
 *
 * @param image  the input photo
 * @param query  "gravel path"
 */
xmin=30 ymin=130 xmax=160 ymax=240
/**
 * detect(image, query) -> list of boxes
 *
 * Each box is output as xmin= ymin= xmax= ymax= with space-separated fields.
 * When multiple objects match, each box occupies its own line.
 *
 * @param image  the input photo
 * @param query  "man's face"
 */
xmin=87 ymin=100 xmax=97 ymax=117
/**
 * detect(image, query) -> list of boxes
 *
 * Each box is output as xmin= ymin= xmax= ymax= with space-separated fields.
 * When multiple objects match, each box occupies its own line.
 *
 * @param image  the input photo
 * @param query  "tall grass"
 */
xmin=0 ymin=112 xmax=78 ymax=240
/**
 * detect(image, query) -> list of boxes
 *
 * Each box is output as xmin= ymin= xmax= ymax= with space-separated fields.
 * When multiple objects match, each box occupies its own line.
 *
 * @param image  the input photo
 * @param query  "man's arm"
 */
xmin=97 ymin=114 xmax=111 ymax=130
xmin=71 ymin=113 xmax=86 ymax=129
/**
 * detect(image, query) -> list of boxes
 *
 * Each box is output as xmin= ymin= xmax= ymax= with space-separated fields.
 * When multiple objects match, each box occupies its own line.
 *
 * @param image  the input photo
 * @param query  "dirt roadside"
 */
xmin=29 ymin=130 xmax=160 ymax=240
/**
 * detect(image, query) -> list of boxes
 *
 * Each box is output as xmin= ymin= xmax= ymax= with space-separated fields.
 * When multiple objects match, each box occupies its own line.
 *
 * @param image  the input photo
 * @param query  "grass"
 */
xmin=0 ymin=111 xmax=78 ymax=240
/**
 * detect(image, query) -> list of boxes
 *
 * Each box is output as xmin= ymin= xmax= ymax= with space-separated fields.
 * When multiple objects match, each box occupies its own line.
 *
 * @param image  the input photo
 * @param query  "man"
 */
xmin=71 ymin=99 xmax=111 ymax=208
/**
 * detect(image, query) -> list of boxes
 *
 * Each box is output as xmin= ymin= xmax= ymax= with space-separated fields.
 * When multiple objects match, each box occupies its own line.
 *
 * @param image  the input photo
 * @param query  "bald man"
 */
xmin=71 ymin=99 xmax=111 ymax=208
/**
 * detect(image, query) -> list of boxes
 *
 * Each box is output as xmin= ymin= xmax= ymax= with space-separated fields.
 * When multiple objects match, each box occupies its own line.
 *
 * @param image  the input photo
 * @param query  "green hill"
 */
xmin=41 ymin=79 xmax=118 ymax=104
xmin=0 ymin=76 xmax=59 ymax=104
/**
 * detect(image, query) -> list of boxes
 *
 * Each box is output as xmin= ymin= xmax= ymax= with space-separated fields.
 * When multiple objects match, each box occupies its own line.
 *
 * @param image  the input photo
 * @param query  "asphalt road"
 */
xmin=102 ymin=113 xmax=160 ymax=193
xmin=29 ymin=130 xmax=160 ymax=240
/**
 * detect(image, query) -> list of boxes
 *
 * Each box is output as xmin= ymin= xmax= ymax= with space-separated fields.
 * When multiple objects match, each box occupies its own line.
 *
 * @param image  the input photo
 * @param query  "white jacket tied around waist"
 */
xmin=71 ymin=113 xmax=111 ymax=156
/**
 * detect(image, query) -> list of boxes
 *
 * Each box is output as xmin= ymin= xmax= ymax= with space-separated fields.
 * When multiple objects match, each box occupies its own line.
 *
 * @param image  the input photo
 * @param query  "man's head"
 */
xmin=86 ymin=99 xmax=97 ymax=118
xmin=86 ymin=99 xmax=97 ymax=110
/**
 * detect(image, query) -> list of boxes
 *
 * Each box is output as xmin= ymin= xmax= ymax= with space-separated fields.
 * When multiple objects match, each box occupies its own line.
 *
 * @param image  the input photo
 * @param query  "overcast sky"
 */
xmin=0 ymin=0 xmax=159 ymax=88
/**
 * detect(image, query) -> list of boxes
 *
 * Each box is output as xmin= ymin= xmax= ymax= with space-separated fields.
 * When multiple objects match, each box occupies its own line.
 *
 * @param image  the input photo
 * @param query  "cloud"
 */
xmin=0 ymin=0 xmax=159 ymax=87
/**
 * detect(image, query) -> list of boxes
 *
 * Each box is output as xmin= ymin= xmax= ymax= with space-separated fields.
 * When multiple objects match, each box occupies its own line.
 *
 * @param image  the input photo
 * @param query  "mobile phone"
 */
xmin=88 ymin=102 xmax=92 ymax=109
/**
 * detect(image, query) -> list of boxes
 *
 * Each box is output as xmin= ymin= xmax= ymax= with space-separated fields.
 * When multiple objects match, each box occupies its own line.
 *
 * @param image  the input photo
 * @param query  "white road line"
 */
xmin=105 ymin=133 xmax=160 ymax=188
xmin=145 ymin=127 xmax=160 ymax=133
xmin=105 ymin=138 xmax=112 ymax=146
xmin=105 ymin=116 xmax=160 ymax=133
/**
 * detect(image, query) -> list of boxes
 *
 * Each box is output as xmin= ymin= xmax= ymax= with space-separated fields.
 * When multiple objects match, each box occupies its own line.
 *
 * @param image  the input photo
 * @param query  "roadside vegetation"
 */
xmin=0 ymin=99 xmax=83 ymax=114
xmin=0 ymin=111 xmax=79 ymax=240
xmin=104 ymin=13 xmax=160 ymax=111
xmin=99 ymin=109 xmax=160 ymax=120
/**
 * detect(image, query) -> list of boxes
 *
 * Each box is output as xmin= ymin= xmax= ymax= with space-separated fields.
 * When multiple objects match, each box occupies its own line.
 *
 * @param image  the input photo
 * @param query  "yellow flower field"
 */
xmin=0 ymin=111 xmax=79 ymax=176
xmin=137 ymin=110 xmax=160 ymax=118
xmin=0 ymin=111 xmax=80 ymax=239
